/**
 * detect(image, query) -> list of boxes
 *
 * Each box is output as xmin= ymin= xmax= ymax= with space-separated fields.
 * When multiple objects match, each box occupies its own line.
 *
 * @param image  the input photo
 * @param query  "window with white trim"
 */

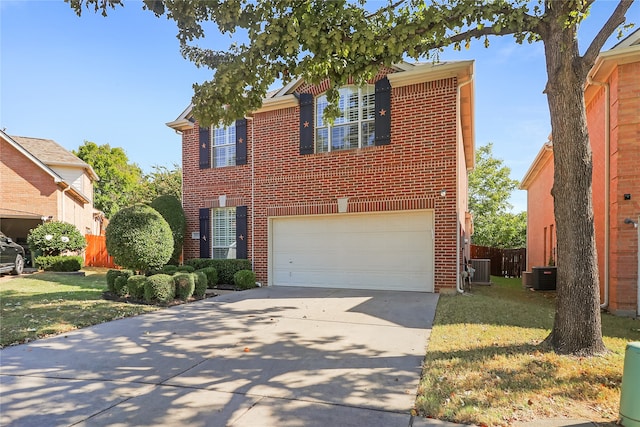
xmin=212 ymin=207 xmax=236 ymax=259
xmin=212 ymin=125 xmax=236 ymax=167
xmin=315 ymin=85 xmax=376 ymax=153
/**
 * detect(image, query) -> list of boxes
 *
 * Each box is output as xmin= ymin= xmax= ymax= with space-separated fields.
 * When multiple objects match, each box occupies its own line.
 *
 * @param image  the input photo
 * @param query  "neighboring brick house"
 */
xmin=521 ymin=29 xmax=640 ymax=316
xmin=168 ymin=61 xmax=475 ymax=292
xmin=0 ymin=131 xmax=100 ymax=249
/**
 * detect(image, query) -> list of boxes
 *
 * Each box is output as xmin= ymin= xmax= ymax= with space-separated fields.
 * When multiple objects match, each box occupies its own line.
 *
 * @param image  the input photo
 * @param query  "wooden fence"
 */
xmin=470 ymin=245 xmax=526 ymax=278
xmin=84 ymin=234 xmax=117 ymax=268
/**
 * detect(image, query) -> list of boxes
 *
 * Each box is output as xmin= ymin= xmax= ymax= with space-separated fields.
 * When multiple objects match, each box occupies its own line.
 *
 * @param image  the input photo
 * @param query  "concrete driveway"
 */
xmin=0 ymin=286 xmax=459 ymax=427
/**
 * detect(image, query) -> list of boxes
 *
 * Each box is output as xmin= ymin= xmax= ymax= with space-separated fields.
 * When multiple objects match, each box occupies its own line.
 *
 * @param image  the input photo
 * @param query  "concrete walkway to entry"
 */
xmin=0 ymin=286 xmax=466 ymax=427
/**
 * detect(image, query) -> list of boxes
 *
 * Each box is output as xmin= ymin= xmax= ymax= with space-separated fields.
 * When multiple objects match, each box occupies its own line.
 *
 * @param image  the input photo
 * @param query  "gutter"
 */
xmin=587 ymin=76 xmax=610 ymax=310
xmin=456 ymin=75 xmax=474 ymax=294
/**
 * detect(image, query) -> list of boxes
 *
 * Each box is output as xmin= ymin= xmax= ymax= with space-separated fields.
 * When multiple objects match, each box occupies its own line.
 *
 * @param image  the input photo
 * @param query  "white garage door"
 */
xmin=270 ymin=210 xmax=434 ymax=292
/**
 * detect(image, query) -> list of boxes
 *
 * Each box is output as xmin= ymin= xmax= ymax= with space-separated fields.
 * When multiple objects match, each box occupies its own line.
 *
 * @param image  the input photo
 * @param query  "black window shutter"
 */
xmin=235 ymin=206 xmax=248 ymax=259
xmin=199 ymin=126 xmax=211 ymax=169
xmin=374 ymin=77 xmax=391 ymax=146
xmin=235 ymin=119 xmax=247 ymax=165
xmin=299 ymin=93 xmax=314 ymax=155
xmin=199 ymin=208 xmax=211 ymax=258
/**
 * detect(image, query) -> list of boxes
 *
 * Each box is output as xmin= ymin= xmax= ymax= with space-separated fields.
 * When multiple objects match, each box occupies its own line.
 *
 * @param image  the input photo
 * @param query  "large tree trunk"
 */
xmin=540 ymin=9 xmax=607 ymax=356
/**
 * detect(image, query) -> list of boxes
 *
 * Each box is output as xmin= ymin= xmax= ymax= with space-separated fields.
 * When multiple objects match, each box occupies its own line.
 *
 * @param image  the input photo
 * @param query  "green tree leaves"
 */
xmin=74 ymin=142 xmax=182 ymax=218
xmin=469 ymin=143 xmax=526 ymax=248
xmin=74 ymin=141 xmax=143 ymax=218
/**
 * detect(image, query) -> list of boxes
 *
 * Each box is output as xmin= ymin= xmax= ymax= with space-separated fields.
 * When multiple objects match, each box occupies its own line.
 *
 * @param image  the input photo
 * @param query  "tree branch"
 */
xmin=582 ymin=0 xmax=634 ymax=67
xmin=364 ymin=0 xmax=407 ymax=19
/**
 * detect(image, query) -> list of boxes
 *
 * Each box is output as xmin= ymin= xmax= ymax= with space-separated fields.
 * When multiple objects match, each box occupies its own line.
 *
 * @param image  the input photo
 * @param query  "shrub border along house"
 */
xmin=104 ymin=259 xmax=255 ymax=307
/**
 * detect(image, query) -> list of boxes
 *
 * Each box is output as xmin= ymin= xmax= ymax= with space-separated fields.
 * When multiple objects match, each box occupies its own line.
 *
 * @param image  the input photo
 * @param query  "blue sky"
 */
xmin=1 ymin=1 xmax=638 ymax=213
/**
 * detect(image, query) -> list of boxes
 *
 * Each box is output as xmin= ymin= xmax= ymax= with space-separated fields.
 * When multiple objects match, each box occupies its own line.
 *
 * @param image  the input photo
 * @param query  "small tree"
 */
xmin=27 ymin=221 xmax=86 ymax=256
xmin=106 ymin=204 xmax=173 ymax=272
xmin=469 ymin=144 xmax=527 ymax=248
xmin=150 ymin=195 xmax=186 ymax=265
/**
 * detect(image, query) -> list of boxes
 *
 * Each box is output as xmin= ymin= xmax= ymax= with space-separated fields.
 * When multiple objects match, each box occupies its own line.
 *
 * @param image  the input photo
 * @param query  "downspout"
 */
xmin=456 ymin=75 xmax=473 ymax=294
xmin=245 ymin=116 xmax=255 ymax=271
xmin=587 ymin=76 xmax=610 ymax=309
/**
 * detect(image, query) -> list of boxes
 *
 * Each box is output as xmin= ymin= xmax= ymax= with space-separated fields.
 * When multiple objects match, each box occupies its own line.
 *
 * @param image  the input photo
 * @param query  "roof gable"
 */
xmin=9 ymin=135 xmax=98 ymax=181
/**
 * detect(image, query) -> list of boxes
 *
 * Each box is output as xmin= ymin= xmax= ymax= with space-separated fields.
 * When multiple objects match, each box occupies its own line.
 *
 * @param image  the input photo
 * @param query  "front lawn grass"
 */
xmin=0 ymin=268 xmax=158 ymax=347
xmin=416 ymin=276 xmax=640 ymax=426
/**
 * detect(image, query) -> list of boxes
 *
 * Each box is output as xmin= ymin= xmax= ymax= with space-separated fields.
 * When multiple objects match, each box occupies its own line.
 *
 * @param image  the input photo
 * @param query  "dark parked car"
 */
xmin=0 ymin=232 xmax=25 ymax=275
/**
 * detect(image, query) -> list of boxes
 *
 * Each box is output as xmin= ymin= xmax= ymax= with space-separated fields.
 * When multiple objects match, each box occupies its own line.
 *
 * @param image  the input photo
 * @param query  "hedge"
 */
xmin=185 ymin=259 xmax=252 ymax=285
xmin=34 ymin=256 xmax=83 ymax=272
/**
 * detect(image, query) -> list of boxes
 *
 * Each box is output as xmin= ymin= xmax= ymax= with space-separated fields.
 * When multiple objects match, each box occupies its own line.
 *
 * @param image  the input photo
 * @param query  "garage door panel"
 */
xmin=271 ymin=210 xmax=434 ymax=292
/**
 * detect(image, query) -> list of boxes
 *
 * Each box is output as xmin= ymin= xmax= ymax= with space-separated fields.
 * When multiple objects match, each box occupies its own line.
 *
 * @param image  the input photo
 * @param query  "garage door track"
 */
xmin=0 ymin=286 xmax=457 ymax=427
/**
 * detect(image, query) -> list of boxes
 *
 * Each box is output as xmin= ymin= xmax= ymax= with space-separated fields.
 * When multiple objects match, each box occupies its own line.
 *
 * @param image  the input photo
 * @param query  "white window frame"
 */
xmin=315 ymin=85 xmax=375 ymax=153
xmin=212 ymin=125 xmax=236 ymax=167
xmin=212 ymin=207 xmax=236 ymax=259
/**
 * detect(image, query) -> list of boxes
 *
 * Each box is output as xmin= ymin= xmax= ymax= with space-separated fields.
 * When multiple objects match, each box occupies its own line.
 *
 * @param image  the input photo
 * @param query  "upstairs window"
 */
xmin=212 ymin=125 xmax=236 ymax=167
xmin=315 ymin=85 xmax=376 ymax=153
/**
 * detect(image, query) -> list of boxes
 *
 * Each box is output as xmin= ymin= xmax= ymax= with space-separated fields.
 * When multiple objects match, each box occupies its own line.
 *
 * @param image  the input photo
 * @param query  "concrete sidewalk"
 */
xmin=0 ymin=286 xmax=468 ymax=427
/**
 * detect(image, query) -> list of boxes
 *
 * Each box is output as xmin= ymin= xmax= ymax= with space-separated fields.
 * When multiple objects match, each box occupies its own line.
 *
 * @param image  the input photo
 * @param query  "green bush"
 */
xmin=27 ymin=221 xmax=86 ymax=256
xmin=34 ymin=256 xmax=83 ymax=272
xmin=173 ymin=272 xmax=195 ymax=301
xmin=106 ymin=204 xmax=173 ymax=272
xmin=196 ymin=267 xmax=218 ymax=288
xmin=162 ymin=264 xmax=178 ymax=275
xmin=127 ymin=275 xmax=147 ymax=300
xmin=234 ymin=270 xmax=257 ymax=290
xmin=185 ymin=259 xmax=251 ymax=285
xmin=144 ymin=274 xmax=175 ymax=304
xmin=193 ymin=272 xmax=207 ymax=298
xmin=176 ymin=265 xmax=195 ymax=273
xmin=150 ymin=195 xmax=186 ymax=265
xmin=114 ymin=276 xmax=129 ymax=297
xmin=106 ymin=269 xmax=133 ymax=293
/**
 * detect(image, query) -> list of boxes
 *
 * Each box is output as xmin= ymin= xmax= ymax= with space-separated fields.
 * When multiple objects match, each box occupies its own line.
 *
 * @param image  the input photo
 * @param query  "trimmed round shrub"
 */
xmin=150 ymin=195 xmax=186 ymax=265
xmin=233 ymin=270 xmax=257 ymax=290
xmin=106 ymin=204 xmax=173 ymax=272
xmin=193 ymin=272 xmax=207 ymax=298
xmin=27 ymin=221 xmax=86 ymax=256
xmin=114 ymin=276 xmax=129 ymax=297
xmin=176 ymin=265 xmax=195 ymax=273
xmin=196 ymin=267 xmax=218 ymax=288
xmin=162 ymin=264 xmax=178 ymax=275
xmin=173 ymin=272 xmax=195 ymax=301
xmin=106 ymin=269 xmax=133 ymax=293
xmin=127 ymin=275 xmax=147 ymax=300
xmin=144 ymin=274 xmax=175 ymax=304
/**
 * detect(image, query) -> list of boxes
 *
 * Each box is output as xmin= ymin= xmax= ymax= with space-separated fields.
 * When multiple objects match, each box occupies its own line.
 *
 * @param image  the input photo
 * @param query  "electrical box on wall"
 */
xmin=624 ymin=194 xmax=631 ymax=200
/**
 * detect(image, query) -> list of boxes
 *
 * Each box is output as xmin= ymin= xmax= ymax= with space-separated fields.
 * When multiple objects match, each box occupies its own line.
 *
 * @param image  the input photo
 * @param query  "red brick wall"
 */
xmin=607 ymin=62 xmax=640 ymax=315
xmin=525 ymin=152 xmax=556 ymax=270
xmin=182 ymin=74 xmax=463 ymax=291
xmin=526 ymin=59 xmax=640 ymax=315
xmin=0 ymin=141 xmax=59 ymax=223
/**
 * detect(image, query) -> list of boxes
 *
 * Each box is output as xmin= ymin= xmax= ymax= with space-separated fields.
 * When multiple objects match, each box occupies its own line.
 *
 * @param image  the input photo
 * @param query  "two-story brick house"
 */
xmin=168 ymin=61 xmax=475 ymax=293
xmin=1 ymin=131 xmax=100 ymax=238
xmin=521 ymin=29 xmax=640 ymax=316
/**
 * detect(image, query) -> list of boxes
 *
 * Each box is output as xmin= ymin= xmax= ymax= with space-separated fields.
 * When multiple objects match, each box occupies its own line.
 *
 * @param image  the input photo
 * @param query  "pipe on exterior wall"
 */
xmin=456 ymin=75 xmax=473 ymax=294
xmin=587 ymin=76 xmax=610 ymax=309
xmin=245 ymin=116 xmax=255 ymax=271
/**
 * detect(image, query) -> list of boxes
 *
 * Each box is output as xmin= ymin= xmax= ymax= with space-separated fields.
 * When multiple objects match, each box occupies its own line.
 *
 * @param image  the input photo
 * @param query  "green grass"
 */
xmin=0 ymin=268 xmax=158 ymax=347
xmin=416 ymin=276 xmax=640 ymax=426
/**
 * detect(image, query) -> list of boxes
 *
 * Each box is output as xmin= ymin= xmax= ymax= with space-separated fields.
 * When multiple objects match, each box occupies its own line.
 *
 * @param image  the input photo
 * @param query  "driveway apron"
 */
xmin=0 ymin=286 xmax=451 ymax=427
